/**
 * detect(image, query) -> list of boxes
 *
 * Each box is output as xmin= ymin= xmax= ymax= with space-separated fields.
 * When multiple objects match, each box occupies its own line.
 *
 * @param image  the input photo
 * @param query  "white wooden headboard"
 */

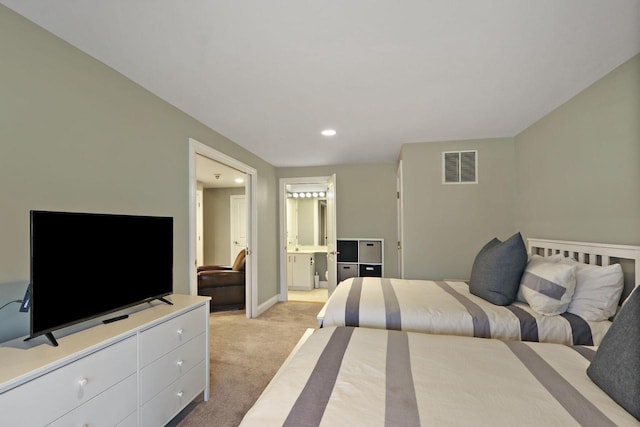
xmin=527 ymin=238 xmax=640 ymax=302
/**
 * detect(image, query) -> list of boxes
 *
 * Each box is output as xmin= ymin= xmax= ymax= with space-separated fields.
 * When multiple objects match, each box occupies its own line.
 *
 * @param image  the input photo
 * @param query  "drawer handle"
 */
xmin=366 ymin=267 xmax=374 ymax=271
xmin=177 ymin=359 xmax=184 ymax=367
xmin=78 ymin=378 xmax=88 ymax=387
xmin=367 ymin=243 xmax=374 ymax=246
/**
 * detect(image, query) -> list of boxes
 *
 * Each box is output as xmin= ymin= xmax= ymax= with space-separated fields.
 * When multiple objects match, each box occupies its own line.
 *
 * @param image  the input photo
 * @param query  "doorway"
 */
xmin=189 ymin=139 xmax=257 ymax=318
xmin=279 ymin=175 xmax=337 ymax=303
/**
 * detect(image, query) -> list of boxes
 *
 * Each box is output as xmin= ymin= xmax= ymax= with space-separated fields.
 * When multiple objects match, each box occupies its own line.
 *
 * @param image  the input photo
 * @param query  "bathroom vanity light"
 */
xmin=287 ymin=191 xmax=327 ymax=199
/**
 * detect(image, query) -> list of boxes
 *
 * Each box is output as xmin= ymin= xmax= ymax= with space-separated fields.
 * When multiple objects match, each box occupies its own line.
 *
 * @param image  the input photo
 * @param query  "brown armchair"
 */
xmin=198 ymin=249 xmax=246 ymax=311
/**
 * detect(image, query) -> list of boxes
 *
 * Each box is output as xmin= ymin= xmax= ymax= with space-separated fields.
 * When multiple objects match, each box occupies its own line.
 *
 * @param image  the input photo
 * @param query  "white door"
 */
xmin=230 ymin=195 xmax=246 ymax=263
xmin=397 ymin=160 xmax=404 ymax=278
xmin=326 ymin=174 xmax=338 ymax=296
xmin=196 ymin=188 xmax=204 ymax=267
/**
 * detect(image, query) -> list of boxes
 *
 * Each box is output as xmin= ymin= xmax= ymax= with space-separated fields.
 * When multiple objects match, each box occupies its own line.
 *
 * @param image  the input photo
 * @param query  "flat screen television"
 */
xmin=29 ymin=210 xmax=173 ymax=346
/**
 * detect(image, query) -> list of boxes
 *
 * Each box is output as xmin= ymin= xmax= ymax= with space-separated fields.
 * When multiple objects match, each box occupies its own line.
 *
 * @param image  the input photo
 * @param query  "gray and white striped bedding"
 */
xmin=318 ymin=277 xmax=612 ymax=346
xmin=239 ymin=326 xmax=639 ymax=427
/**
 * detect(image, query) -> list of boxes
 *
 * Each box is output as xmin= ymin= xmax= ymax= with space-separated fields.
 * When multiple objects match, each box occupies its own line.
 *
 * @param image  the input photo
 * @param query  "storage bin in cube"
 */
xmin=337 ymin=240 xmax=358 ymax=262
xmin=337 ymin=263 xmax=358 ymax=282
xmin=359 ymin=264 xmax=382 ymax=277
xmin=358 ymin=240 xmax=382 ymax=263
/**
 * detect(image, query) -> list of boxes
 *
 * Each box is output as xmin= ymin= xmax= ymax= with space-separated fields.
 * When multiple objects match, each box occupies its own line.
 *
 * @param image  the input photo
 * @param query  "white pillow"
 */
xmin=545 ymin=253 xmax=566 ymax=262
xmin=516 ymin=255 xmax=560 ymax=301
xmin=558 ymin=257 xmax=624 ymax=321
xmin=518 ymin=256 xmax=577 ymax=315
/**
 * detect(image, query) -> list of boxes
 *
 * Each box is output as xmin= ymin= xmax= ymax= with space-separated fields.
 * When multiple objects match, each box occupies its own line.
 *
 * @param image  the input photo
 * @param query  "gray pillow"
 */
xmin=469 ymin=232 xmax=527 ymax=306
xmin=587 ymin=287 xmax=640 ymax=420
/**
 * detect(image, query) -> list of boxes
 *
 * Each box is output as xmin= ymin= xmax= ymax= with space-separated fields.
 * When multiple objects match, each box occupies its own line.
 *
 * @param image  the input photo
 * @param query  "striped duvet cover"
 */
xmin=318 ymin=277 xmax=612 ymax=346
xmin=240 ymin=326 xmax=639 ymax=427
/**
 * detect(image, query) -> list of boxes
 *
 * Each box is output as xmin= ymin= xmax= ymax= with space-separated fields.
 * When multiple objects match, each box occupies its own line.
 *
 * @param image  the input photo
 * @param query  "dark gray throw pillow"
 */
xmin=469 ymin=232 xmax=527 ymax=306
xmin=587 ymin=287 xmax=640 ymax=420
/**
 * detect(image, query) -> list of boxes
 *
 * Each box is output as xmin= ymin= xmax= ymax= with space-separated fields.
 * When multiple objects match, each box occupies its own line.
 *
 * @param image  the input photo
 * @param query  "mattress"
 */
xmin=239 ymin=326 xmax=639 ymax=427
xmin=318 ymin=277 xmax=612 ymax=346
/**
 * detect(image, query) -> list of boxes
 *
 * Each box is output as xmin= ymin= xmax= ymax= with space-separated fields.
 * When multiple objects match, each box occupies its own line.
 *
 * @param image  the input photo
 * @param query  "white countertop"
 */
xmin=288 ymin=246 xmax=327 ymax=254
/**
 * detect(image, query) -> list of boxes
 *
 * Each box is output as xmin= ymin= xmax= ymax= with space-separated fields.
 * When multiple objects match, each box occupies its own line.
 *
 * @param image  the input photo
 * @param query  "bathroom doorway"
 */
xmin=279 ymin=175 xmax=337 ymax=303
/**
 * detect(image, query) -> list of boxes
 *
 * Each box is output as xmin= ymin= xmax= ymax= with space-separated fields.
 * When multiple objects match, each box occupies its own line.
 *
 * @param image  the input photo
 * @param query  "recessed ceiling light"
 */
xmin=321 ymin=129 xmax=336 ymax=136
xmin=235 ymin=178 xmax=244 ymax=183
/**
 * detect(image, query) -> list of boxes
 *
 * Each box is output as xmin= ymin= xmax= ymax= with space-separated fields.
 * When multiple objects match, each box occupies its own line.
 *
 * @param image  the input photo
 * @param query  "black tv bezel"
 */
xmin=28 ymin=210 xmax=174 ymax=346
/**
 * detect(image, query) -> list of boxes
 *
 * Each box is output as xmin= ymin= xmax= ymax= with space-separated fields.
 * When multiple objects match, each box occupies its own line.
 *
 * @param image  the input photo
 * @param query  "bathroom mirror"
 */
xmin=286 ymin=194 xmax=327 ymax=248
xmin=317 ymin=199 xmax=327 ymax=246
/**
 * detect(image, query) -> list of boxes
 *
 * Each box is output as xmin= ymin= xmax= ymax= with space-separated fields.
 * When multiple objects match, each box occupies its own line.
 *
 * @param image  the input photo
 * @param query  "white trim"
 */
xmin=188 ymin=138 xmax=258 ymax=318
xmin=256 ymin=294 xmax=279 ymax=317
xmin=397 ymin=160 xmax=404 ymax=278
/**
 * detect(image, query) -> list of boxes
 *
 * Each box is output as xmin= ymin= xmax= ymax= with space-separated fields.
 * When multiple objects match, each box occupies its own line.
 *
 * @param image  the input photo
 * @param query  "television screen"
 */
xmin=30 ymin=210 xmax=173 ymax=345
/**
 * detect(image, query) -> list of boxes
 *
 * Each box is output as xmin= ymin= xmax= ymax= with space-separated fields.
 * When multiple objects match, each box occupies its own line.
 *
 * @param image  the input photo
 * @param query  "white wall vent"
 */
xmin=442 ymin=150 xmax=477 ymax=184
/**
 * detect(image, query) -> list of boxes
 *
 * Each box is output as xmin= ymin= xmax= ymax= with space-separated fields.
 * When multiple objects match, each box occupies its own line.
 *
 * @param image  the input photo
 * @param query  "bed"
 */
xmin=317 ymin=238 xmax=640 ymax=346
xmin=239 ymin=319 xmax=640 ymax=426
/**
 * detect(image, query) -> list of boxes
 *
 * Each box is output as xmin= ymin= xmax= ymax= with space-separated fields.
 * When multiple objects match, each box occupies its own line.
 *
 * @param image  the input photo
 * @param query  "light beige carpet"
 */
xmin=169 ymin=301 xmax=322 ymax=427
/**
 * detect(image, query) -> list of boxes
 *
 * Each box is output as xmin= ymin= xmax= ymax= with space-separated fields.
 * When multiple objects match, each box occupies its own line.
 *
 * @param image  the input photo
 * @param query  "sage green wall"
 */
xmin=515 ymin=54 xmax=640 ymax=245
xmin=203 ymin=187 xmax=245 ymax=266
xmin=277 ymin=164 xmax=398 ymax=278
xmin=0 ymin=6 xmax=278 ymax=341
xmin=399 ymin=138 xmax=516 ymax=280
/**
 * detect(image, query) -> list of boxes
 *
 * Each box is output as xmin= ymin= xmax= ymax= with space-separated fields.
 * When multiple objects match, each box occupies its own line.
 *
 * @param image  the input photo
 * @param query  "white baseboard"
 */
xmin=257 ymin=294 xmax=279 ymax=316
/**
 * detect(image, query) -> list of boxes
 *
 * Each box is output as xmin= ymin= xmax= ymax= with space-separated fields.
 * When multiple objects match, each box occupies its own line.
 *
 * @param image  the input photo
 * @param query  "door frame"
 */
xmin=279 ymin=175 xmax=336 ymax=301
xmin=188 ymin=138 xmax=258 ymax=318
xmin=397 ymin=160 xmax=404 ymax=278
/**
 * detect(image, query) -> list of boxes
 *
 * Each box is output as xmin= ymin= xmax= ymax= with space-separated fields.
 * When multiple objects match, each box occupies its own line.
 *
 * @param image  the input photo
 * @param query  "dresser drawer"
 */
xmin=139 ymin=305 xmax=207 ymax=367
xmin=0 ymin=336 xmax=137 ymax=426
xmin=49 ymin=373 xmax=137 ymax=427
xmin=116 ymin=411 xmax=139 ymax=427
xmin=140 ymin=332 xmax=207 ymax=404
xmin=140 ymin=359 xmax=207 ymax=427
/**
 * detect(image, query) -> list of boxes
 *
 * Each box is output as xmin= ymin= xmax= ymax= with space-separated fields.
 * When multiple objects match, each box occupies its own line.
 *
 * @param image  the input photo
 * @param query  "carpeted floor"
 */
xmin=169 ymin=301 xmax=322 ymax=427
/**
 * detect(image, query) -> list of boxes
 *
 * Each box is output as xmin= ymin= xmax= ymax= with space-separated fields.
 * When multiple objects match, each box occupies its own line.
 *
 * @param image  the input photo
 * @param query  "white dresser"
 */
xmin=0 ymin=294 xmax=210 ymax=427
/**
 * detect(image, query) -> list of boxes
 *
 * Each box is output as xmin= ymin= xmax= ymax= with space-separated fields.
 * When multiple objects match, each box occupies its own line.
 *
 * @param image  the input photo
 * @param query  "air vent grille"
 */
xmin=443 ymin=150 xmax=477 ymax=184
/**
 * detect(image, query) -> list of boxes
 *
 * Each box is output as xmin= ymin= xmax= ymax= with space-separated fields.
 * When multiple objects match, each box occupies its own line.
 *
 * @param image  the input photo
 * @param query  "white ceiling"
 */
xmin=2 ymin=1 xmax=639 ymax=167
xmin=196 ymin=155 xmax=245 ymax=189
